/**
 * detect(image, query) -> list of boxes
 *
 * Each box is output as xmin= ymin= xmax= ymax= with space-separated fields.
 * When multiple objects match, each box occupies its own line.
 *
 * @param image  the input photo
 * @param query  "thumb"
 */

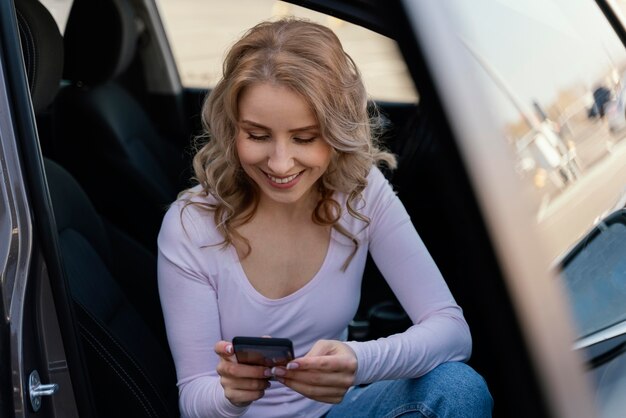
xmin=214 ymin=340 xmax=236 ymax=360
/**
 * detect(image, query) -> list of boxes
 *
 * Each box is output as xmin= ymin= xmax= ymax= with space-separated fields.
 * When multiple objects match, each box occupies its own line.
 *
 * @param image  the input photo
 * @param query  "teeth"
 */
xmin=267 ymin=172 xmax=299 ymax=184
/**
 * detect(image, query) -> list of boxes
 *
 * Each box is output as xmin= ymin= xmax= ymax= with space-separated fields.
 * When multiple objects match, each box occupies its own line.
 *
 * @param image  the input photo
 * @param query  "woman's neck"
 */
xmin=256 ymin=189 xmax=319 ymax=223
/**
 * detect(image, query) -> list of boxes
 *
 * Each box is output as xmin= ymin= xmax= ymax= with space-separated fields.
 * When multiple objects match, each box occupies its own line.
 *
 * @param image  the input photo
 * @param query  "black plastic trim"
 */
xmin=596 ymin=0 xmax=626 ymax=49
xmin=284 ymin=0 xmax=389 ymax=36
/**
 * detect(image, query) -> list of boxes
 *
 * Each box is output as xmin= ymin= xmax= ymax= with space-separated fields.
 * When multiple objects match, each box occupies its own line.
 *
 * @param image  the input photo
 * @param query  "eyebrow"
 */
xmin=240 ymin=120 xmax=319 ymax=133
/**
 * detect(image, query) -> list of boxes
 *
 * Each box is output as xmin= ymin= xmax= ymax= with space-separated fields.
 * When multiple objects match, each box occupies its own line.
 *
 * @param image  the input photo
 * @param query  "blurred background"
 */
xmin=40 ymin=0 xmax=418 ymax=102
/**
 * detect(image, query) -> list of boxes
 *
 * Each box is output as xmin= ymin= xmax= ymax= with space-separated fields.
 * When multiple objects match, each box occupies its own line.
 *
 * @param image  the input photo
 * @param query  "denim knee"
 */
xmin=326 ymin=363 xmax=493 ymax=418
xmin=416 ymin=362 xmax=493 ymax=417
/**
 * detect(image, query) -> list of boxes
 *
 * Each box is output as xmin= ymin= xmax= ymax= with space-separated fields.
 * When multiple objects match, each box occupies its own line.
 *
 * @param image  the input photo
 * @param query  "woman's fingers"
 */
xmin=214 ymin=340 xmax=235 ymax=359
xmin=216 ymin=339 xmax=357 ymax=405
xmin=217 ymin=361 xmax=271 ymax=405
xmin=270 ymin=340 xmax=357 ymax=403
xmin=217 ymin=359 xmax=270 ymax=379
xmin=219 ymin=367 xmax=269 ymax=407
xmin=286 ymin=355 xmax=356 ymax=374
xmin=279 ymin=377 xmax=346 ymax=403
xmin=221 ymin=375 xmax=271 ymax=391
xmin=214 ymin=340 xmax=272 ymax=406
xmin=272 ymin=360 xmax=354 ymax=404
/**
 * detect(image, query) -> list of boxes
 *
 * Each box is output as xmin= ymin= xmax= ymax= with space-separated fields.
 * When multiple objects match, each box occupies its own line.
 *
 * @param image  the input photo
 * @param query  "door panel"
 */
xmin=0 ymin=0 xmax=92 ymax=416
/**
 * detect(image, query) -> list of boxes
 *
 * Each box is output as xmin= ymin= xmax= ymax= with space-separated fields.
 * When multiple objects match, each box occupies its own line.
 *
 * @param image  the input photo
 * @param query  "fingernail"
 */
xmin=286 ymin=362 xmax=299 ymax=370
xmin=263 ymin=368 xmax=272 ymax=377
xmin=271 ymin=367 xmax=286 ymax=377
xmin=226 ymin=344 xmax=233 ymax=354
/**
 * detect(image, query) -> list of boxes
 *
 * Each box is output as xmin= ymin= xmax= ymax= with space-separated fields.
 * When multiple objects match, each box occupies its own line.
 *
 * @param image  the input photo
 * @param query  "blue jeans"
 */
xmin=324 ymin=362 xmax=493 ymax=418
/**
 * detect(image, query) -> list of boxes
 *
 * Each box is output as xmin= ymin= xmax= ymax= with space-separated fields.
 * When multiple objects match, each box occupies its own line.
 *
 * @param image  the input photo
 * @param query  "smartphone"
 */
xmin=232 ymin=336 xmax=294 ymax=367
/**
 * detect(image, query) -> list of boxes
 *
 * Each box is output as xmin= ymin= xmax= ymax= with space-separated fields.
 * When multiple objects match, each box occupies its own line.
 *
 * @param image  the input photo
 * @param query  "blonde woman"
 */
xmin=158 ymin=18 xmax=492 ymax=418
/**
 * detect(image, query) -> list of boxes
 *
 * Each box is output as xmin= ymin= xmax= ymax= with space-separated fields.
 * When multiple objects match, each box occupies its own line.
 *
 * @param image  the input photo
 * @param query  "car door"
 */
xmin=0 ymin=1 xmax=92 ymax=416
xmin=9 ymin=0 xmax=623 ymax=417
xmin=398 ymin=0 xmax=626 ymax=417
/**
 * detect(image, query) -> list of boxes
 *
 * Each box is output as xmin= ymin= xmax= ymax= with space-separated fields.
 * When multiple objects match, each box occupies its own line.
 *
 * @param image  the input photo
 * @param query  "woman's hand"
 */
xmin=214 ymin=341 xmax=271 ymax=407
xmin=272 ymin=340 xmax=357 ymax=404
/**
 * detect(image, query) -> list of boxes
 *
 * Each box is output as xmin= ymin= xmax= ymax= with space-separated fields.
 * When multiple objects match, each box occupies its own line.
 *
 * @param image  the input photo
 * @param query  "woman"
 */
xmin=158 ymin=18 xmax=492 ymax=418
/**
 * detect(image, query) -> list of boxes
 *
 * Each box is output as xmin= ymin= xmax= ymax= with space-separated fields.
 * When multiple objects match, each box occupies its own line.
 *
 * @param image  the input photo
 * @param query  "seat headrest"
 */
xmin=63 ymin=0 xmax=139 ymax=85
xmin=16 ymin=0 xmax=64 ymax=113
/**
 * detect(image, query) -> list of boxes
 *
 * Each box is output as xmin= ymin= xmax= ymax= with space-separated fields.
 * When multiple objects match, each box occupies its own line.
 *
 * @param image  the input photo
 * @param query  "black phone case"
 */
xmin=232 ymin=336 xmax=294 ymax=367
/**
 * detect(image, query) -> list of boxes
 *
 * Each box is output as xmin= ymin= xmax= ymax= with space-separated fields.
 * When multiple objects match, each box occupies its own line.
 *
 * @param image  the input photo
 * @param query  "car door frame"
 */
xmin=0 ymin=0 xmax=95 ymax=416
xmin=397 ymin=1 xmax=626 ymax=417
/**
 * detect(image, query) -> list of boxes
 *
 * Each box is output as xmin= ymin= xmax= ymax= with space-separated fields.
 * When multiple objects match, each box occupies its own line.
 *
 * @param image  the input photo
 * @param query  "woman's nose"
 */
xmin=267 ymin=141 xmax=294 ymax=174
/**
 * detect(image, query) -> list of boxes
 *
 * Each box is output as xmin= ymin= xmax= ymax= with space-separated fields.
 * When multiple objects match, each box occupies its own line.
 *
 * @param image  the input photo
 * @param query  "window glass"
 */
xmin=38 ymin=0 xmax=73 ymax=33
xmin=156 ymin=0 xmax=418 ymax=102
xmin=611 ymin=0 xmax=626 ymax=21
xmin=447 ymin=3 xmax=626 ymax=412
xmin=561 ymin=218 xmax=626 ymax=339
xmin=448 ymin=0 xmax=626 ymax=262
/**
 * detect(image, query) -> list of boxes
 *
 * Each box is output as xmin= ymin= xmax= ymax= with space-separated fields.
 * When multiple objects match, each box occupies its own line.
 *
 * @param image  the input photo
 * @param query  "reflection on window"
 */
xmin=449 ymin=0 xmax=626 ymax=262
xmin=561 ymin=217 xmax=626 ymax=339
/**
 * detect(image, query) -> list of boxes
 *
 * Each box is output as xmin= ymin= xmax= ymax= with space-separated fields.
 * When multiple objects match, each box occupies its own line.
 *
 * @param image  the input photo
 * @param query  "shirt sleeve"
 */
xmin=157 ymin=202 xmax=249 ymax=417
xmin=344 ymin=167 xmax=472 ymax=385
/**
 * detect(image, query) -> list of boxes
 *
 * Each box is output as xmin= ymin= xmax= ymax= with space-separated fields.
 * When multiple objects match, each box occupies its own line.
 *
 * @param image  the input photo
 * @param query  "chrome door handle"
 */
xmin=29 ymin=370 xmax=59 ymax=412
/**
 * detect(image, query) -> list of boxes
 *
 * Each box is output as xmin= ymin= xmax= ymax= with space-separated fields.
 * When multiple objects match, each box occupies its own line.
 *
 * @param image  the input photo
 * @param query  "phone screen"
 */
xmin=232 ymin=337 xmax=294 ymax=367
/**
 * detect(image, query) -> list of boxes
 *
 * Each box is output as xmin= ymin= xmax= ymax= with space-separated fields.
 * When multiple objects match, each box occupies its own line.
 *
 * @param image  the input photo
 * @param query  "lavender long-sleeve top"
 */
xmin=157 ymin=167 xmax=471 ymax=418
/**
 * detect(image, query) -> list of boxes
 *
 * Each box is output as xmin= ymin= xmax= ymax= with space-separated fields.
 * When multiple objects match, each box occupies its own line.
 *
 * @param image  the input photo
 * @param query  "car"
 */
xmin=1 ymin=0 xmax=625 ymax=417
xmin=515 ymin=119 xmax=581 ymax=190
xmin=560 ymin=194 xmax=626 ymax=418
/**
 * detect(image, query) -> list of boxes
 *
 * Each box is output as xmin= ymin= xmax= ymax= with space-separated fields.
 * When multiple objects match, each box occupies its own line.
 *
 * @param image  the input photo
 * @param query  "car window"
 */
xmin=438 ymin=3 xmax=626 ymax=414
xmin=444 ymin=0 xmax=626 ymax=365
xmin=447 ymin=1 xmax=626 ymax=267
xmin=156 ymin=0 xmax=418 ymax=102
xmin=561 ymin=213 xmax=626 ymax=340
xmin=39 ymin=0 xmax=73 ymax=33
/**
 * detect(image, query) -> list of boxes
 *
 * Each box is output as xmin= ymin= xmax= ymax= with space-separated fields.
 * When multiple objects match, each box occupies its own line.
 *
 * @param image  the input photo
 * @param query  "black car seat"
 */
xmin=17 ymin=0 xmax=179 ymax=416
xmin=45 ymin=159 xmax=179 ymax=417
xmin=53 ymin=0 xmax=188 ymax=253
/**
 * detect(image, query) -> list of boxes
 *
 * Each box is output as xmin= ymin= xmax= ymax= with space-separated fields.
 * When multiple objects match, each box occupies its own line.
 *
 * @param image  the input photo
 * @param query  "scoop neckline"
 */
xmin=229 ymin=228 xmax=336 ymax=304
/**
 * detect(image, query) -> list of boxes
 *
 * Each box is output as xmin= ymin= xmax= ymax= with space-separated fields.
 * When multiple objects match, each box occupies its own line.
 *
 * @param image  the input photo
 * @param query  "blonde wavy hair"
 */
xmin=185 ymin=18 xmax=396 ymax=268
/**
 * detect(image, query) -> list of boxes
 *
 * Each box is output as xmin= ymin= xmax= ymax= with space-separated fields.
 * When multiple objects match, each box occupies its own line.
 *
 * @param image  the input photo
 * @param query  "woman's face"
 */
xmin=236 ymin=83 xmax=332 ymax=207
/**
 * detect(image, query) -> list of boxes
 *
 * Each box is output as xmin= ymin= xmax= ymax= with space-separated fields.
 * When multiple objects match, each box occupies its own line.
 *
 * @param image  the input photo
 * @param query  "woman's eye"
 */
xmin=247 ymin=133 xmax=269 ymax=141
xmin=294 ymin=136 xmax=317 ymax=144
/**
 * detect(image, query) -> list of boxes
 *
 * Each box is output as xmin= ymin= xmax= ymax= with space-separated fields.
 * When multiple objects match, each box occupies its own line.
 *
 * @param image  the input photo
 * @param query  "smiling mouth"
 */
xmin=264 ymin=170 xmax=303 ymax=184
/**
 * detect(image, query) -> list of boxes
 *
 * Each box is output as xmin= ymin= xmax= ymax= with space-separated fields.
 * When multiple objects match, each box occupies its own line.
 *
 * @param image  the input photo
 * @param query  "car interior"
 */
xmin=17 ymin=0 xmax=178 ymax=416
xmin=13 ymin=0 xmax=550 ymax=416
